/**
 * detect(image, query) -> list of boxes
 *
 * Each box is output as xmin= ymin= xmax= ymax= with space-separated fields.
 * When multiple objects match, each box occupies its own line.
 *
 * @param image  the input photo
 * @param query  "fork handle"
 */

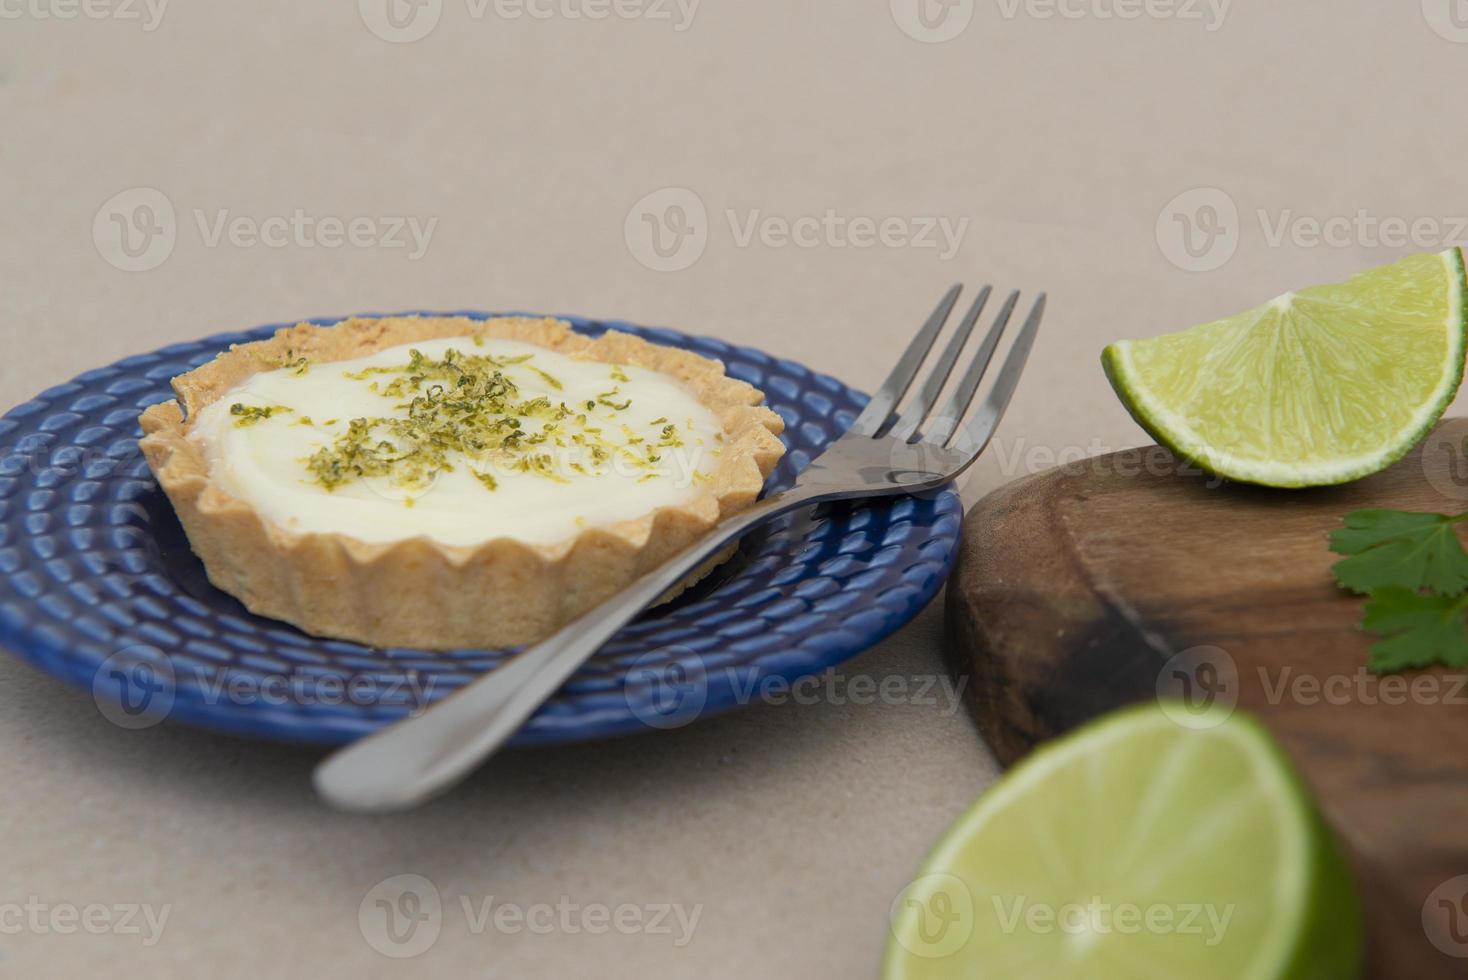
xmin=313 ymin=489 xmax=820 ymax=812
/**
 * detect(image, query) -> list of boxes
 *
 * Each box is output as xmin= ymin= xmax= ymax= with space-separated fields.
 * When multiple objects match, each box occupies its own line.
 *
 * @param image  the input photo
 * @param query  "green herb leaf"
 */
xmin=1360 ymin=586 xmax=1468 ymax=673
xmin=1329 ymin=508 xmax=1468 ymax=595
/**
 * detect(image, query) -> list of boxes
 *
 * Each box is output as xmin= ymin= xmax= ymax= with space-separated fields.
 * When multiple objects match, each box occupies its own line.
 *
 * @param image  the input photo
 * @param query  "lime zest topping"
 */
xmin=300 ymin=346 xmax=671 ymax=492
xmin=596 ymin=386 xmax=632 ymax=411
xmin=527 ymin=364 xmax=563 ymax=390
xmin=230 ymin=403 xmax=292 ymax=426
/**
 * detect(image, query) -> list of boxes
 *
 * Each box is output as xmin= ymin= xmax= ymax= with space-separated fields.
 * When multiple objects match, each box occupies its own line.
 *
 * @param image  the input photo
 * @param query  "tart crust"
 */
xmin=139 ymin=316 xmax=786 ymax=649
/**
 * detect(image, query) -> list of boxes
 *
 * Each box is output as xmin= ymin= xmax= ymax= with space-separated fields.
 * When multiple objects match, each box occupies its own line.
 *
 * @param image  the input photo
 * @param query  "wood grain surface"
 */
xmin=945 ymin=418 xmax=1468 ymax=978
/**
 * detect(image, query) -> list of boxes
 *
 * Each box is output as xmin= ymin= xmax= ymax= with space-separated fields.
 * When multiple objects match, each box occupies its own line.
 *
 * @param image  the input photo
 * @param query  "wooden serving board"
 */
xmin=945 ymin=418 xmax=1468 ymax=978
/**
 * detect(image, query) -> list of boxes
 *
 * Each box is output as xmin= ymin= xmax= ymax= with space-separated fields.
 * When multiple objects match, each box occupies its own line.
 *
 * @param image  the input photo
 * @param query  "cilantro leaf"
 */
xmin=1361 ymin=586 xmax=1468 ymax=673
xmin=1329 ymin=509 xmax=1468 ymax=595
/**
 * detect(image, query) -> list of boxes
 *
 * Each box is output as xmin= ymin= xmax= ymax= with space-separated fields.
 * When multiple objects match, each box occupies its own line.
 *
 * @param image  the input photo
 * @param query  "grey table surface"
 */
xmin=3 ymin=2 xmax=1466 ymax=976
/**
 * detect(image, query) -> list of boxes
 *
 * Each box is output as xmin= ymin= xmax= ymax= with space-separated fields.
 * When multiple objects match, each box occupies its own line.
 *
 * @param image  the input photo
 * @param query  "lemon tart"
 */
xmin=139 ymin=316 xmax=787 ymax=649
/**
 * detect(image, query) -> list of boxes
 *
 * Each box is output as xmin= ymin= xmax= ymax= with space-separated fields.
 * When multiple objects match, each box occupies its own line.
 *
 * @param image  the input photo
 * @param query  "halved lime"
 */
xmin=883 ymin=703 xmax=1363 ymax=980
xmin=1104 ymin=248 xmax=1467 ymax=487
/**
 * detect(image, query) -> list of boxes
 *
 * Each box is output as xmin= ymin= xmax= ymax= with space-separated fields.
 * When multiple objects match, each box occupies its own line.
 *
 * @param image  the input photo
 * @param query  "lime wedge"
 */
xmin=1104 ymin=248 xmax=1467 ymax=487
xmin=883 ymin=703 xmax=1363 ymax=980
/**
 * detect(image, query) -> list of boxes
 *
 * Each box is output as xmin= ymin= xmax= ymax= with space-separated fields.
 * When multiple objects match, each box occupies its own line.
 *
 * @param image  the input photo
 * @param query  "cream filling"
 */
xmin=190 ymin=335 xmax=725 ymax=547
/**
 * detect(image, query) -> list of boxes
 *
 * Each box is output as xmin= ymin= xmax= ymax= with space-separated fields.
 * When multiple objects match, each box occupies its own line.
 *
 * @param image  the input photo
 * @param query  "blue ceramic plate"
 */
xmin=0 ymin=313 xmax=963 ymax=746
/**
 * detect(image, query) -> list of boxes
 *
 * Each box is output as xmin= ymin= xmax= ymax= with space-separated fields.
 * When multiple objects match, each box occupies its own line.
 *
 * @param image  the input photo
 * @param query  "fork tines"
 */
xmin=850 ymin=284 xmax=1045 ymax=451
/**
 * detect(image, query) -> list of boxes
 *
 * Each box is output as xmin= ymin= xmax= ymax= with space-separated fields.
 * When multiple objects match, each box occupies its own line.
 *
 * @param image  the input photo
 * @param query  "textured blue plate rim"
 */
xmin=0 ymin=311 xmax=964 ymax=747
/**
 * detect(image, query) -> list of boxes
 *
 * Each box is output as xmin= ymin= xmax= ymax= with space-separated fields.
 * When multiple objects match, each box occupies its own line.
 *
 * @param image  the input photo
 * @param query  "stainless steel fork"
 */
xmin=314 ymin=285 xmax=1046 ymax=811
